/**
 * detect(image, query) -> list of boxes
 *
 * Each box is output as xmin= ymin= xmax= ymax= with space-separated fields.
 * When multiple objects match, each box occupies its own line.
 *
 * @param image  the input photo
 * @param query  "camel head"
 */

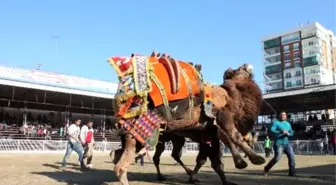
xmin=107 ymin=54 xmax=150 ymax=121
xmin=223 ymin=63 xmax=254 ymax=82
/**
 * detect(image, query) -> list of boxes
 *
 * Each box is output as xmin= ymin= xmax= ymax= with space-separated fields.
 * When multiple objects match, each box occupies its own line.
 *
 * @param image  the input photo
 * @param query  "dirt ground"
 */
xmin=0 ymin=153 xmax=335 ymax=185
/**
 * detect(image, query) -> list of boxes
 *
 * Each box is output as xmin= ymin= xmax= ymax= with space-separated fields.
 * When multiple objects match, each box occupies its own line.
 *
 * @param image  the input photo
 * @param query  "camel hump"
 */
xmin=158 ymin=55 xmax=181 ymax=94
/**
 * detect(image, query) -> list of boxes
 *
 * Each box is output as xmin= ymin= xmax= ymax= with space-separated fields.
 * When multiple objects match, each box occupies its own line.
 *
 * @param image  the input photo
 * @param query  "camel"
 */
xmin=107 ymin=51 xmax=265 ymax=185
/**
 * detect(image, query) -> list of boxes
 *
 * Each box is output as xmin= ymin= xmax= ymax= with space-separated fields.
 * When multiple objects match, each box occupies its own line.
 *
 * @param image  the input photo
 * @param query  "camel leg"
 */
xmin=209 ymin=139 xmax=237 ymax=185
xmin=216 ymin=109 xmax=265 ymax=165
xmin=221 ymin=132 xmax=248 ymax=169
xmin=188 ymin=142 xmax=207 ymax=184
xmin=153 ymin=140 xmax=167 ymax=181
xmin=114 ymin=133 xmax=136 ymax=185
xmin=171 ymin=135 xmax=193 ymax=176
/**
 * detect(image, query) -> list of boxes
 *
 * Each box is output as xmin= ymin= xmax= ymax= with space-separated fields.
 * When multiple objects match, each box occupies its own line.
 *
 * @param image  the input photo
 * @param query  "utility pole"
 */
xmin=51 ymin=36 xmax=60 ymax=56
xmin=37 ymin=62 xmax=42 ymax=70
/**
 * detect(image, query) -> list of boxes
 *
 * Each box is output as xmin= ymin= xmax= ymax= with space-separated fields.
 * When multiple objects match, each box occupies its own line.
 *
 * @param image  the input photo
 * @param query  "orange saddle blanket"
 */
xmin=148 ymin=57 xmax=202 ymax=107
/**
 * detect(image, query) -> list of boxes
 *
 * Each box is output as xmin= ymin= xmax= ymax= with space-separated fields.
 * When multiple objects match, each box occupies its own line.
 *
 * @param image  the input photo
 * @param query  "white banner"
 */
xmin=0 ymin=66 xmax=118 ymax=95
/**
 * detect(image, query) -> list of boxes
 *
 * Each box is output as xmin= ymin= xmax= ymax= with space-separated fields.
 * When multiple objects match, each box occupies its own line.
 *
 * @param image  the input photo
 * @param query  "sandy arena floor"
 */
xmin=0 ymin=152 xmax=335 ymax=185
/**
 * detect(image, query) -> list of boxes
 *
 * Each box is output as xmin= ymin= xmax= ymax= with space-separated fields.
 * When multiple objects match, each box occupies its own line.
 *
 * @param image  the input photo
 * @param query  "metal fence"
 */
xmin=0 ymin=139 xmax=332 ymax=155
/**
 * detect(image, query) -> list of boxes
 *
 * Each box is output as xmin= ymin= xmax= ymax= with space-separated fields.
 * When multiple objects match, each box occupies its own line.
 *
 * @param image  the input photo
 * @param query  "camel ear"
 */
xmin=223 ymin=68 xmax=234 ymax=80
xmin=246 ymin=64 xmax=254 ymax=74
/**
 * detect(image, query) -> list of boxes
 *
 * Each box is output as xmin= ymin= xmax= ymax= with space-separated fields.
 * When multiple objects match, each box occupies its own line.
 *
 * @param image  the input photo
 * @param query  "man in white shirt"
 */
xmin=80 ymin=121 xmax=95 ymax=168
xmin=61 ymin=119 xmax=86 ymax=170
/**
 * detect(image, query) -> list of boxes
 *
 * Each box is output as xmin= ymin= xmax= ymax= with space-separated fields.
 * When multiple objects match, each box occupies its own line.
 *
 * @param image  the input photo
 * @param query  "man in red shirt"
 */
xmin=80 ymin=121 xmax=95 ymax=168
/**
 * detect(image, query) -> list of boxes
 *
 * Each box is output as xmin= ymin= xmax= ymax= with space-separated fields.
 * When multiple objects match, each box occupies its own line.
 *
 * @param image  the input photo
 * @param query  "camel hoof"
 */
xmin=188 ymin=177 xmax=200 ymax=184
xmin=250 ymin=155 xmax=265 ymax=165
xmin=157 ymin=174 xmax=167 ymax=181
xmin=234 ymin=158 xmax=248 ymax=169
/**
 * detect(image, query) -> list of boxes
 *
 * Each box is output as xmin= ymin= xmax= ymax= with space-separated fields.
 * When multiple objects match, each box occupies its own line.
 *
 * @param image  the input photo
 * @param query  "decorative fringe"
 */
xmin=107 ymin=57 xmax=134 ymax=78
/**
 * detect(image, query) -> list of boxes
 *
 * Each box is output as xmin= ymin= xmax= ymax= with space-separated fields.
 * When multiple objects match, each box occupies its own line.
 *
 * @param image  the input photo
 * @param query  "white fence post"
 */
xmin=17 ymin=140 xmax=20 ymax=151
xmin=42 ymin=140 xmax=45 ymax=151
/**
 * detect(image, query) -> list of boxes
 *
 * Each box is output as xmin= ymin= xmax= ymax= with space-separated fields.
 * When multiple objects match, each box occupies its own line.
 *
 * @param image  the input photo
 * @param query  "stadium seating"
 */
xmin=0 ymin=127 xmax=119 ymax=141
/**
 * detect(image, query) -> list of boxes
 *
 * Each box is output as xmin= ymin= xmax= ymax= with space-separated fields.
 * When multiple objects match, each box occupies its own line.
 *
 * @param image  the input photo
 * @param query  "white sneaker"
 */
xmin=87 ymin=164 xmax=93 ymax=168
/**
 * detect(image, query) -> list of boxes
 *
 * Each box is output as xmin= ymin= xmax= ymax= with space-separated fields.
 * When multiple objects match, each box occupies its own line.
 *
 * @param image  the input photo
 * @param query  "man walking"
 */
xmin=264 ymin=136 xmax=271 ymax=158
xmin=61 ymin=119 xmax=86 ymax=170
xmin=264 ymin=111 xmax=296 ymax=177
xmin=80 ymin=121 xmax=95 ymax=168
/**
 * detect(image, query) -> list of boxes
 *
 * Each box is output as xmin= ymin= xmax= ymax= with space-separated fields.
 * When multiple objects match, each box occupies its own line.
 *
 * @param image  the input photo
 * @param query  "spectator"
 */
xmin=264 ymin=136 xmax=271 ymax=158
xmin=332 ymin=132 xmax=336 ymax=155
xmin=319 ymin=140 xmax=324 ymax=155
xmin=60 ymin=127 xmax=63 ymax=137
xmin=324 ymin=134 xmax=329 ymax=155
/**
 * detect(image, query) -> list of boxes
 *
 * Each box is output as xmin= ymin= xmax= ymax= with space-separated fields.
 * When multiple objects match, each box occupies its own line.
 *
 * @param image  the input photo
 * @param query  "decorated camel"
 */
xmin=108 ymin=51 xmax=265 ymax=185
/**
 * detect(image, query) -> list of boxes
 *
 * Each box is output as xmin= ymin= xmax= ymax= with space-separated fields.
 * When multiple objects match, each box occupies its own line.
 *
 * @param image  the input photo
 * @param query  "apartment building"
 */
xmin=262 ymin=22 xmax=336 ymax=93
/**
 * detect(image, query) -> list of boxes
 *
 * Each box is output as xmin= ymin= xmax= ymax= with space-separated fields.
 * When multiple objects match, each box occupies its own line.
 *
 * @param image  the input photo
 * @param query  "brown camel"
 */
xmin=108 ymin=52 xmax=265 ymax=185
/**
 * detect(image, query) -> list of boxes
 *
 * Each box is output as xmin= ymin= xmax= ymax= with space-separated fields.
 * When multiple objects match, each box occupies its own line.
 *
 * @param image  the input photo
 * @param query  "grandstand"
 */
xmin=0 ymin=65 xmax=119 ymax=141
xmin=257 ymin=83 xmax=336 ymax=140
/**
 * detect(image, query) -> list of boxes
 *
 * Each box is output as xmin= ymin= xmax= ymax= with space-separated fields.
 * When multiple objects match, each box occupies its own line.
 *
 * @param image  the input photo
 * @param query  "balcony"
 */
xmin=303 ymin=55 xmax=321 ymax=67
xmin=301 ymin=31 xmax=316 ymax=39
xmin=264 ymin=38 xmax=281 ymax=49
xmin=264 ymin=59 xmax=281 ymax=66
xmin=264 ymin=73 xmax=282 ymax=82
xmin=264 ymin=47 xmax=281 ymax=58
xmin=285 ymin=81 xmax=303 ymax=89
xmin=281 ymin=32 xmax=300 ymax=45
xmin=302 ymin=49 xmax=322 ymax=58
xmin=265 ymin=81 xmax=283 ymax=92
xmin=265 ymin=64 xmax=282 ymax=75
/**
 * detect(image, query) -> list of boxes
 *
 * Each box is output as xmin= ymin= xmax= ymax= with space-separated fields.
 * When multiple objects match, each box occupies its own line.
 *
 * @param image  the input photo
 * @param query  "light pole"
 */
xmin=51 ymin=36 xmax=60 ymax=56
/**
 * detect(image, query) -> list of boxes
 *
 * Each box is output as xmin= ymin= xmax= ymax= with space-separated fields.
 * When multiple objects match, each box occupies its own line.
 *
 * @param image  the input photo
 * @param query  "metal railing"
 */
xmin=0 ymin=139 xmax=333 ymax=155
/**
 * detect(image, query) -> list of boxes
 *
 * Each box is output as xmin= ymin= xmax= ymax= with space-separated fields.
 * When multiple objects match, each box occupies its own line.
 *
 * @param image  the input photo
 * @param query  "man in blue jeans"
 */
xmin=61 ymin=119 xmax=86 ymax=170
xmin=264 ymin=111 xmax=296 ymax=177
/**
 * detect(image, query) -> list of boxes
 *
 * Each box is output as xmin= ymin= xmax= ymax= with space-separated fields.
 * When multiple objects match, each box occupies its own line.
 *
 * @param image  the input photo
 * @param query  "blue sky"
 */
xmin=0 ymin=0 xmax=335 ymax=90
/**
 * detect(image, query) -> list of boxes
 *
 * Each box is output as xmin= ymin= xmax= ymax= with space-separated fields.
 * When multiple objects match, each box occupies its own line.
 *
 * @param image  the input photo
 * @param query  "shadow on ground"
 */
xmin=32 ymin=162 xmax=336 ymax=185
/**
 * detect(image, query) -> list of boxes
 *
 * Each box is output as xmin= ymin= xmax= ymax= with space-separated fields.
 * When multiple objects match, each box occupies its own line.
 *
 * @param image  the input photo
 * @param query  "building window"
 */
xmin=281 ymin=32 xmax=300 ymax=44
xmin=311 ymin=78 xmax=320 ymax=84
xmin=264 ymin=38 xmax=281 ymax=49
xmin=286 ymin=81 xmax=292 ymax=87
xmin=309 ymin=50 xmax=316 ymax=55
xmin=285 ymin=72 xmax=291 ymax=78
xmin=303 ymin=56 xmax=319 ymax=67
xmin=294 ymin=51 xmax=301 ymax=59
xmin=294 ymin=61 xmax=301 ymax=68
xmin=284 ymin=62 xmax=291 ymax=69
xmin=308 ymin=41 xmax=314 ymax=46
xmin=265 ymin=64 xmax=282 ymax=75
xmin=283 ymin=45 xmax=290 ymax=52
xmin=293 ymin=43 xmax=299 ymax=50
xmin=296 ymin=80 xmax=302 ymax=86
xmin=295 ymin=70 xmax=301 ymax=77
xmin=284 ymin=54 xmax=291 ymax=61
